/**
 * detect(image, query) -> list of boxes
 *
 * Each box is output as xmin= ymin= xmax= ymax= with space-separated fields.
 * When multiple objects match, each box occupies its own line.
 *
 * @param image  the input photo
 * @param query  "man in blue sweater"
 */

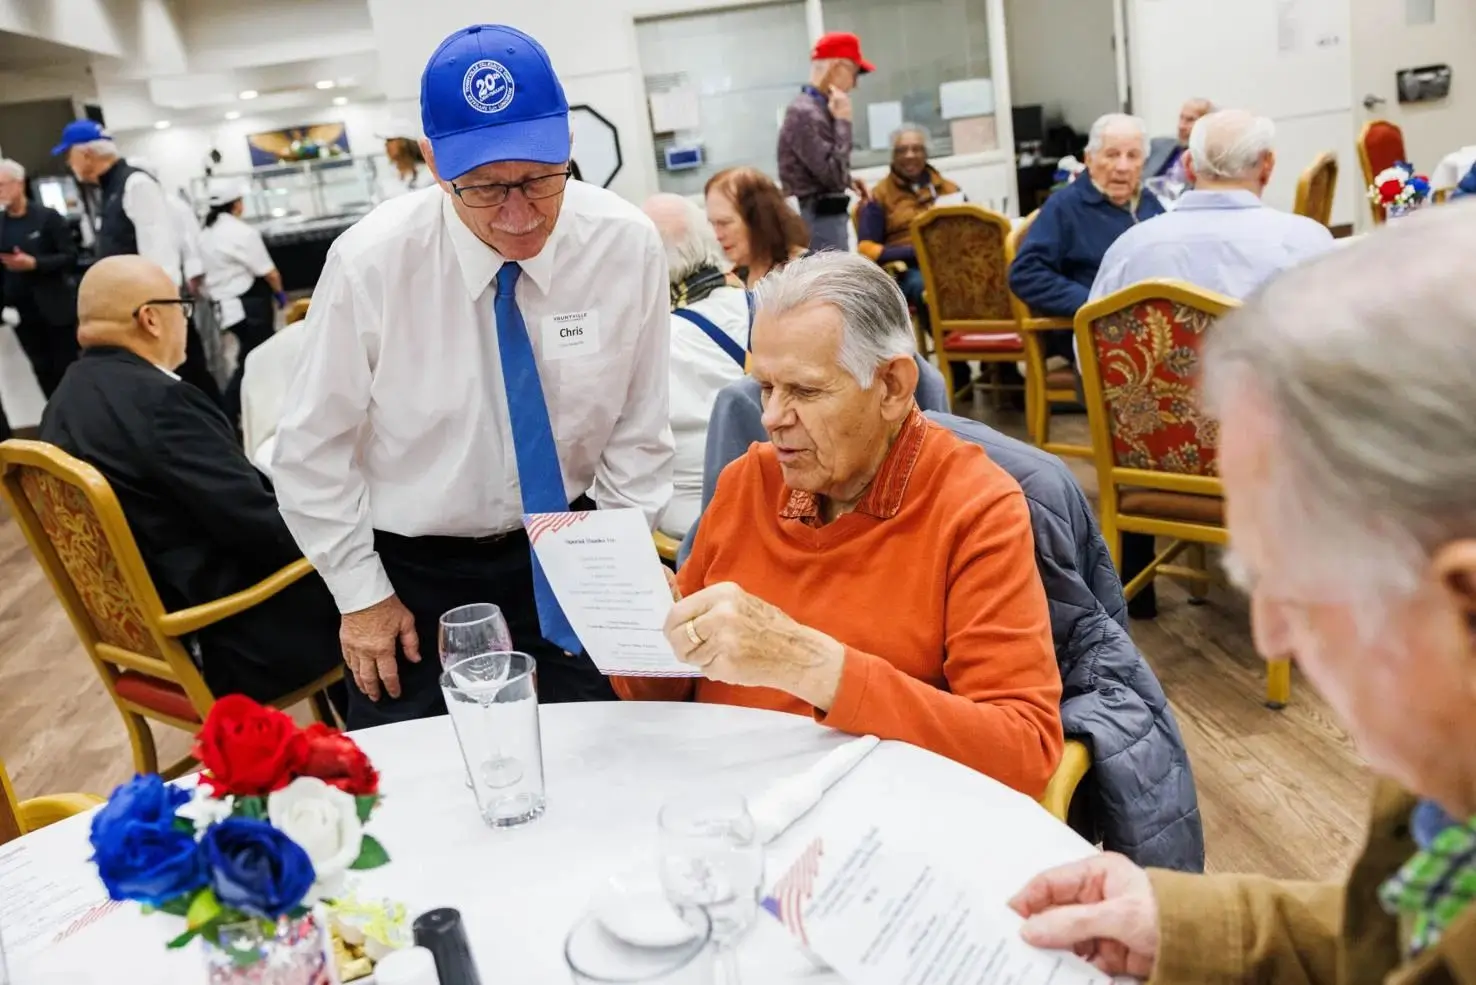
xmin=1009 ymin=114 xmax=1164 ymax=363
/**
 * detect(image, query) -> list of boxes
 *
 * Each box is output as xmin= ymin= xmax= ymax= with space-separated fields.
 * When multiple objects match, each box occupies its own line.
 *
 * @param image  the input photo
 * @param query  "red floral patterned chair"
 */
xmin=911 ymin=204 xmax=1026 ymax=412
xmin=0 ymin=440 xmax=342 ymax=779
xmin=1357 ymin=119 xmax=1407 ymax=225
xmin=1005 ymin=211 xmax=1092 ymax=460
xmin=1075 ymin=281 xmax=1291 ymax=710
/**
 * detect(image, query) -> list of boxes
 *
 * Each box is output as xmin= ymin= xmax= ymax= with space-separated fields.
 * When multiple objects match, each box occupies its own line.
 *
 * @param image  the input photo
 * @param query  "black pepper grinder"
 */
xmin=412 ymin=908 xmax=483 ymax=985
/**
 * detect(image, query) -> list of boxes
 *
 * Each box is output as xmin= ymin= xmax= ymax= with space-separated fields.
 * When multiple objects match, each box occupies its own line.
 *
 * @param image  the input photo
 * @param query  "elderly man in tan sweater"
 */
xmin=1010 ymin=207 xmax=1476 ymax=983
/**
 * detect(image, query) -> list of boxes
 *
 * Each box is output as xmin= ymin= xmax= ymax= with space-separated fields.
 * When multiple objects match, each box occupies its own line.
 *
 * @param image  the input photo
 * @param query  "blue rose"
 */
xmin=202 ymin=818 xmax=316 ymax=920
xmin=89 ymin=775 xmax=206 ymax=907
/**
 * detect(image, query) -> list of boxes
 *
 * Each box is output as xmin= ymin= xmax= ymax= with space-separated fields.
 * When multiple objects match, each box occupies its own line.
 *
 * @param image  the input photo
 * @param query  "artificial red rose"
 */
xmin=298 ymin=723 xmax=380 ymax=796
xmin=193 ymin=695 xmax=308 ymax=797
xmin=1379 ymin=179 xmax=1404 ymax=203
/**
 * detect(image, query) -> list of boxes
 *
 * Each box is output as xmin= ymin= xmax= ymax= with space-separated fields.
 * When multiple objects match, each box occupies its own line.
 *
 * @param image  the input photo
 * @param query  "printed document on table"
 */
xmin=0 ymin=839 xmax=118 ymax=962
xmin=763 ymin=820 xmax=1138 ymax=985
xmin=525 ymin=508 xmax=699 ymax=678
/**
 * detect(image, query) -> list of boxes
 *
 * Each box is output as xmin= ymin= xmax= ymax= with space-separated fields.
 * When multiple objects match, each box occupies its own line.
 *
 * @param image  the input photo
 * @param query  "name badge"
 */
xmin=540 ymin=310 xmax=601 ymax=360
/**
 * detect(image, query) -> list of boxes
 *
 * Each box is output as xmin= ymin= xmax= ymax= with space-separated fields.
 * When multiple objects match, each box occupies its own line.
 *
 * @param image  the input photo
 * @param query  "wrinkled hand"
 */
xmin=851 ymin=178 xmax=870 ymax=202
xmin=340 ymin=594 xmax=421 ymax=701
xmin=664 ymin=582 xmax=845 ymax=708
xmin=663 ymin=566 xmax=681 ymax=602
xmin=827 ymin=85 xmax=853 ymax=122
xmin=1008 ymin=853 xmax=1160 ymax=978
xmin=1 ymin=249 xmax=36 ymax=272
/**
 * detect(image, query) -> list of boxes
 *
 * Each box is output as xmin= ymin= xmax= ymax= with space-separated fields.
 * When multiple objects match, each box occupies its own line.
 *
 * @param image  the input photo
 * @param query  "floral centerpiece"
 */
xmin=1368 ymin=161 xmax=1432 ymax=217
xmin=87 ymin=696 xmax=389 ymax=980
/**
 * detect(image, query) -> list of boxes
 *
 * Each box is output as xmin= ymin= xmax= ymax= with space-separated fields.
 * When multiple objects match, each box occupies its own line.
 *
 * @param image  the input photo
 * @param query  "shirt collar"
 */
xmin=1173 ymin=189 xmax=1265 ymax=212
xmin=1083 ymin=177 xmax=1142 ymax=214
xmin=779 ymin=405 xmax=927 ymax=526
xmin=440 ymin=191 xmax=560 ymax=300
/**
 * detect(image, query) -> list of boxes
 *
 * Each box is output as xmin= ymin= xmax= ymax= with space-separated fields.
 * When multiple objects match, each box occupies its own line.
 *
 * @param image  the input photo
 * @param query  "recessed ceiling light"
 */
xmin=315 ymin=80 xmax=336 ymax=90
xmin=225 ymin=110 xmax=241 ymax=120
xmin=332 ymin=96 xmax=348 ymax=106
xmin=153 ymin=120 xmax=171 ymax=130
xmin=239 ymin=89 xmax=259 ymax=100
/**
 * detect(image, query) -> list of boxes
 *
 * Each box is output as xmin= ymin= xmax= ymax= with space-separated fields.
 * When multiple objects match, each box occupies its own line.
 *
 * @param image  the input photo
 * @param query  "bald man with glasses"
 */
xmin=272 ymin=24 xmax=674 ymax=729
xmin=38 ymin=255 xmax=344 ymax=705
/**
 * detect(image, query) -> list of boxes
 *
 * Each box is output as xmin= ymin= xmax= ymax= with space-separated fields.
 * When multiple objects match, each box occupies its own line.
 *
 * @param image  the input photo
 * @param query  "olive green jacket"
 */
xmin=1148 ymin=783 xmax=1476 ymax=984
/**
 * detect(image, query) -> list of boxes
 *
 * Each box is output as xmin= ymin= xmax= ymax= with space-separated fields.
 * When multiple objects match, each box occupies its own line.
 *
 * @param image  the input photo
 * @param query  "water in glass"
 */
xmin=657 ymin=794 xmax=763 ymax=945
xmin=441 ymin=651 xmax=545 ymax=827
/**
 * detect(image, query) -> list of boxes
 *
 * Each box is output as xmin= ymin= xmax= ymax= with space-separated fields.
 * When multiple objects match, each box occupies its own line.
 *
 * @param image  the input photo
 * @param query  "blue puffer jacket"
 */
xmin=682 ymin=379 xmax=1205 ymax=872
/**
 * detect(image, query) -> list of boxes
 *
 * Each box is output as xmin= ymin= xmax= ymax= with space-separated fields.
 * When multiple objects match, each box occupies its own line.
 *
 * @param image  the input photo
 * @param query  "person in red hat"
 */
xmin=777 ymin=32 xmax=874 ymax=254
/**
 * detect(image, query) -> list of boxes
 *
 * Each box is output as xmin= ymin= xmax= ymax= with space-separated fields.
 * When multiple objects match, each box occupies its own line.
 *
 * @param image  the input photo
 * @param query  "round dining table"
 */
xmin=4 ymin=702 xmax=1097 ymax=984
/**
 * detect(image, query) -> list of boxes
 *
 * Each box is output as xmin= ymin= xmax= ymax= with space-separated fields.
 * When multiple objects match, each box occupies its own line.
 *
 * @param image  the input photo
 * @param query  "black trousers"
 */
xmin=223 ymin=283 xmax=276 ymax=425
xmin=13 ymin=305 xmax=78 ymax=398
xmin=1121 ymin=532 xmax=1158 ymax=618
xmin=343 ymin=528 xmax=615 ymax=730
xmin=176 ymin=315 xmax=224 ymax=408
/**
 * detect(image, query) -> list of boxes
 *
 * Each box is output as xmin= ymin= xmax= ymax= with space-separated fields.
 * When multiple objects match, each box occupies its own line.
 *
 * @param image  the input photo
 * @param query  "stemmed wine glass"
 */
xmin=439 ymin=604 xmax=514 ymax=788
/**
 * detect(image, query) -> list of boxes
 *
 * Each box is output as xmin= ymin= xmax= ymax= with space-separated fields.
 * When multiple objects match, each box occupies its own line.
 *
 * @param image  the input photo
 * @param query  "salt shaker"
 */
xmin=412 ymin=908 xmax=482 ymax=985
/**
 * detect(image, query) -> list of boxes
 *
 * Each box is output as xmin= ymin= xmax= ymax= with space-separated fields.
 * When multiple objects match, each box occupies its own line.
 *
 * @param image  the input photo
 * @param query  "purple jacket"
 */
xmin=777 ymin=87 xmax=853 ymax=200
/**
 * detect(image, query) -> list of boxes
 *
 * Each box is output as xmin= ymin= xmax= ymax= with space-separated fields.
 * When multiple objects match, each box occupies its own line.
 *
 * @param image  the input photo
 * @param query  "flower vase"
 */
xmin=1386 ymin=202 xmax=1421 ymax=220
xmin=202 ymin=914 xmax=331 ymax=985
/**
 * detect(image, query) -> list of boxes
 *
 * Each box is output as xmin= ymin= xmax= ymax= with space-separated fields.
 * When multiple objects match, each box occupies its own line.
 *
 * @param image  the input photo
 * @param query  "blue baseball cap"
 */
xmin=52 ymin=119 xmax=111 ymax=156
xmin=420 ymin=24 xmax=570 ymax=182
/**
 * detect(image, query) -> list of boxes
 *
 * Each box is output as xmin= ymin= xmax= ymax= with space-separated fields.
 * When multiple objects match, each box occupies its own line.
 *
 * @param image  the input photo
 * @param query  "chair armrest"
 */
xmin=1019 ymin=316 xmax=1074 ymax=333
xmin=653 ymin=531 xmax=680 ymax=563
xmin=1039 ymin=739 xmax=1091 ymax=823
xmin=19 ymin=793 xmax=104 ymax=833
xmin=157 ymin=558 xmax=315 ymax=637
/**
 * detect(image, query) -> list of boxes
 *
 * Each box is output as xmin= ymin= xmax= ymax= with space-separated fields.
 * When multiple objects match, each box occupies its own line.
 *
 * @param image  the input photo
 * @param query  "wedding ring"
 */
xmin=685 ymin=618 xmax=704 ymax=646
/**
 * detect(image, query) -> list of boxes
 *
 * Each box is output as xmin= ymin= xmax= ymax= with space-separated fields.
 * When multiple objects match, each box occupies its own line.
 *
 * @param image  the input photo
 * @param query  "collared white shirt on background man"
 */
xmin=166 ymin=194 xmax=205 ymax=284
xmin=120 ymin=170 xmax=182 ymax=285
xmin=659 ymin=285 xmax=749 ymax=540
xmin=272 ymin=182 xmax=675 ymax=614
xmin=241 ymin=317 xmax=313 ymax=474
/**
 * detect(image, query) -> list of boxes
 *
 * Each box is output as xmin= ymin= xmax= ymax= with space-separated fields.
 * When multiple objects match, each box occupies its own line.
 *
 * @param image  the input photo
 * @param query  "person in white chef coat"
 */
xmin=271 ymin=23 xmax=674 ymax=729
xmin=199 ymin=185 xmax=283 ymax=425
xmin=375 ymin=119 xmax=437 ymax=201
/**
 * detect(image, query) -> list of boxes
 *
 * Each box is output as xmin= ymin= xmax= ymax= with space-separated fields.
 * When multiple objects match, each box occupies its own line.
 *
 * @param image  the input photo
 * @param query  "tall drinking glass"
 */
xmin=564 ymin=905 xmax=713 ymax=984
xmin=438 ymin=604 xmax=513 ymax=667
xmin=440 ymin=651 xmax=545 ymax=827
xmin=657 ymin=795 xmax=763 ymax=946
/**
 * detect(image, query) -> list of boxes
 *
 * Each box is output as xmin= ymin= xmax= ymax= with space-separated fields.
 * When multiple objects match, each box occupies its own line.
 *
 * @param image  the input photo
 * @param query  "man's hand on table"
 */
xmin=1008 ymin=853 xmax=1160 ymax=978
xmin=340 ymin=594 xmax=421 ymax=700
xmin=664 ymin=581 xmax=846 ymax=709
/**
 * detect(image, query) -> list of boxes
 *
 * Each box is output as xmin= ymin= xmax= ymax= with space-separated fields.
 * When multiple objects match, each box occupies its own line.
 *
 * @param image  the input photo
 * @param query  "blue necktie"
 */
xmin=494 ymin=262 xmax=581 ymax=654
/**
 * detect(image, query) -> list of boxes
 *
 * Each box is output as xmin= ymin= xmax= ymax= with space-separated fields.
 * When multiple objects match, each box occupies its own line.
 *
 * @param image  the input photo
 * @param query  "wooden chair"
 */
xmin=1293 ymin=151 xmax=1338 ymax=228
xmin=853 ymin=204 xmax=930 ymax=356
xmin=910 ymin=204 xmax=1026 ymax=412
xmin=1357 ymin=119 xmax=1408 ymax=225
xmin=1005 ymin=211 xmax=1092 ymax=459
xmin=1 ymin=758 xmax=102 ymax=847
xmin=1433 ymin=187 xmax=1455 ymax=205
xmin=653 ymin=531 xmax=681 ymax=565
xmin=0 ymin=440 xmax=344 ymax=779
xmin=285 ymin=297 xmax=311 ymax=325
xmin=1039 ymin=739 xmax=1091 ymax=824
xmin=1075 ymin=281 xmax=1291 ymax=709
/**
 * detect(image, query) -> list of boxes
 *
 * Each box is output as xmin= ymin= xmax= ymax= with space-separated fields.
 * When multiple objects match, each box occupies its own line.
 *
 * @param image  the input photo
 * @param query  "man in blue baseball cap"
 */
xmin=272 ymin=24 xmax=675 ymax=728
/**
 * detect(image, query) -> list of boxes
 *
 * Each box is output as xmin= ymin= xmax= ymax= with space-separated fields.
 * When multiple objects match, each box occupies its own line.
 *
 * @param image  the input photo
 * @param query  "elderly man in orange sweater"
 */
xmin=612 ymin=251 xmax=1064 ymax=797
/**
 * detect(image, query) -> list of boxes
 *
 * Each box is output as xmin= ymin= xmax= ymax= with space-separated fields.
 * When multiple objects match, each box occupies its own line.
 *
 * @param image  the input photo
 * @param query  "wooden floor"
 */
xmin=0 ymin=408 xmax=1372 ymax=882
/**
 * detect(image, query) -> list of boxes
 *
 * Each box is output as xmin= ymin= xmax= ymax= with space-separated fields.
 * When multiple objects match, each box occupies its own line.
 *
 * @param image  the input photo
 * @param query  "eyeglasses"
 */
xmin=132 ymin=298 xmax=195 ymax=320
xmin=451 ymin=167 xmax=572 ymax=209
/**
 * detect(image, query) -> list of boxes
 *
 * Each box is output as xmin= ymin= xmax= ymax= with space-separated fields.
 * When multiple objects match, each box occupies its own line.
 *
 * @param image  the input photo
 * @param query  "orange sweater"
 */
xmin=612 ymin=410 xmax=1064 ymax=797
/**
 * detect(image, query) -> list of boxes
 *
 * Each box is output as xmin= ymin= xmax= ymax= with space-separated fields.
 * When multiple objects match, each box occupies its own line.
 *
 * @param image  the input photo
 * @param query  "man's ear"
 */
xmin=421 ymin=139 xmax=445 ymax=186
xmin=879 ymin=354 xmax=919 ymax=420
xmin=1260 ymin=150 xmax=1277 ymax=191
xmin=1431 ymin=540 xmax=1476 ymax=627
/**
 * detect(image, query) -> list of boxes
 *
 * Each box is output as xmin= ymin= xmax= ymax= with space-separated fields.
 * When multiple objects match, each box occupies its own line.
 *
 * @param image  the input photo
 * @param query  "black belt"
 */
xmin=374 ymin=497 xmax=594 ymax=562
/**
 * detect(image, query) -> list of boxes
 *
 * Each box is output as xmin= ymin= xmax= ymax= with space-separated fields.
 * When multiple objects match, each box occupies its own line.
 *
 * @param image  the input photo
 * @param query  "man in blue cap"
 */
xmin=272 ymin=24 xmax=675 ymax=728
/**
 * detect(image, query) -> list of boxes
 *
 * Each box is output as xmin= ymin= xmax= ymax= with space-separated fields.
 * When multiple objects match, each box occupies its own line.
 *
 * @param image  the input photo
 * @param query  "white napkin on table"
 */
xmin=750 ymin=735 xmax=880 ymax=844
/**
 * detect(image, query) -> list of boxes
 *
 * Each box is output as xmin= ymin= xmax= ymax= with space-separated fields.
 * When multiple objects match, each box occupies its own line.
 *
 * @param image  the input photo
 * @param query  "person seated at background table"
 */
xmin=38 ymin=255 xmax=343 ymax=705
xmin=1008 ymin=114 xmax=1164 ymax=365
xmin=1010 ymin=207 xmax=1476 ymax=985
xmin=643 ymin=193 xmax=750 ymax=542
xmin=612 ymin=251 xmax=1064 ymax=797
xmin=1146 ymin=97 xmax=1214 ymax=184
xmin=705 ymin=166 xmax=811 ymax=289
xmin=1453 ymin=159 xmax=1476 ymax=199
xmin=241 ymin=298 xmax=313 ymax=475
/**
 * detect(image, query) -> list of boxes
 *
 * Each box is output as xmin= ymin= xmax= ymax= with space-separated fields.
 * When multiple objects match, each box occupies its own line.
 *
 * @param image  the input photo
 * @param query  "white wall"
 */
xmin=174 ymin=0 xmax=378 ymax=70
xmin=1003 ymin=0 xmax=1119 ymax=133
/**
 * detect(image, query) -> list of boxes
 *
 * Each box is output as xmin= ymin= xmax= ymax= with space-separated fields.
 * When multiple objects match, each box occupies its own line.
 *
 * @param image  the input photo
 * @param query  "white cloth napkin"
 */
xmin=750 ymin=735 xmax=880 ymax=844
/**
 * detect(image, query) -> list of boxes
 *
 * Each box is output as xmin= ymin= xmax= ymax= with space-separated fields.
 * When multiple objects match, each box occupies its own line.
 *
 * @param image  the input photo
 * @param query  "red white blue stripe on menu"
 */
xmin=761 ymin=837 xmax=824 ymax=945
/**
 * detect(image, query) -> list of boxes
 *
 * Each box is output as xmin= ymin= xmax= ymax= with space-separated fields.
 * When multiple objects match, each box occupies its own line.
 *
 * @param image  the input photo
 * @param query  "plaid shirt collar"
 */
xmin=1380 ymin=800 xmax=1476 ymax=958
xmin=779 ymin=405 xmax=926 ymax=527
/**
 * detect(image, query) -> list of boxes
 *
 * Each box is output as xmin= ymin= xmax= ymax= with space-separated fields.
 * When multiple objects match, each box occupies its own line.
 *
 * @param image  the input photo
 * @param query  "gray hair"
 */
xmin=1085 ymin=113 xmax=1150 ymax=158
xmin=660 ymin=196 xmax=728 ymax=284
xmin=751 ymin=251 xmax=916 ymax=388
xmin=1188 ymin=109 xmax=1275 ymax=180
xmin=0 ymin=159 xmax=23 ymax=182
xmin=890 ymin=123 xmax=929 ymax=148
xmin=73 ymin=138 xmax=119 ymax=159
xmin=1203 ymin=204 xmax=1476 ymax=608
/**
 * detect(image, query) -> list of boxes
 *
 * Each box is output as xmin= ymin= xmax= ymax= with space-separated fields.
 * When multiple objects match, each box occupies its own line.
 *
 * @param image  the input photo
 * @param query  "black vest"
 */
xmin=94 ymin=160 xmax=152 ymax=259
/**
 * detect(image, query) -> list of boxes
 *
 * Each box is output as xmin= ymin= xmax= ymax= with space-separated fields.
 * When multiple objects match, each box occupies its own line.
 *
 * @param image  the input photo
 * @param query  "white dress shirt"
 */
xmin=658 ymin=285 xmax=748 ymax=539
xmin=167 ymin=195 xmax=206 ymax=284
xmin=1433 ymin=145 xmax=1476 ymax=191
xmin=376 ymin=163 xmax=437 ymax=202
xmin=201 ymin=212 xmax=276 ymax=326
xmin=272 ymin=182 xmax=675 ymax=614
xmin=122 ymin=171 xmax=182 ymax=286
xmin=241 ymin=317 xmax=312 ymax=474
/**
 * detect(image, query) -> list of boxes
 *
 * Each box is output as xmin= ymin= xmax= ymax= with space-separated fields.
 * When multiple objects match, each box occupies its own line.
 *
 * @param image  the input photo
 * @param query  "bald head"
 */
xmin=78 ymin=256 xmax=189 ymax=369
xmin=642 ymin=193 xmax=727 ymax=286
xmin=1186 ymin=109 xmax=1276 ymax=192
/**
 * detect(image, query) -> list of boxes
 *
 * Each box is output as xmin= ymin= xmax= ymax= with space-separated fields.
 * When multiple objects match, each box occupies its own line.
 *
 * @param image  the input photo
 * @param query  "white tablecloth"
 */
xmin=3 ymin=702 xmax=1095 ymax=984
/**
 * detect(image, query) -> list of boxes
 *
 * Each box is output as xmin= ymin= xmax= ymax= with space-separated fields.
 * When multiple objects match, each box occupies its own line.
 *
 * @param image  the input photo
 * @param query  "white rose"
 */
xmin=178 ymin=785 xmax=234 ymax=836
xmin=267 ymin=777 xmax=363 ymax=902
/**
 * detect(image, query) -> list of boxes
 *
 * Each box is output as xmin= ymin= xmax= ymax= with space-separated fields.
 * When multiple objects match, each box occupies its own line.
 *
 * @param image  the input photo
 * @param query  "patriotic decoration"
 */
xmin=1368 ymin=161 xmax=1432 ymax=211
xmin=762 ymin=837 xmax=824 ymax=945
xmin=524 ymin=511 xmax=593 ymax=545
